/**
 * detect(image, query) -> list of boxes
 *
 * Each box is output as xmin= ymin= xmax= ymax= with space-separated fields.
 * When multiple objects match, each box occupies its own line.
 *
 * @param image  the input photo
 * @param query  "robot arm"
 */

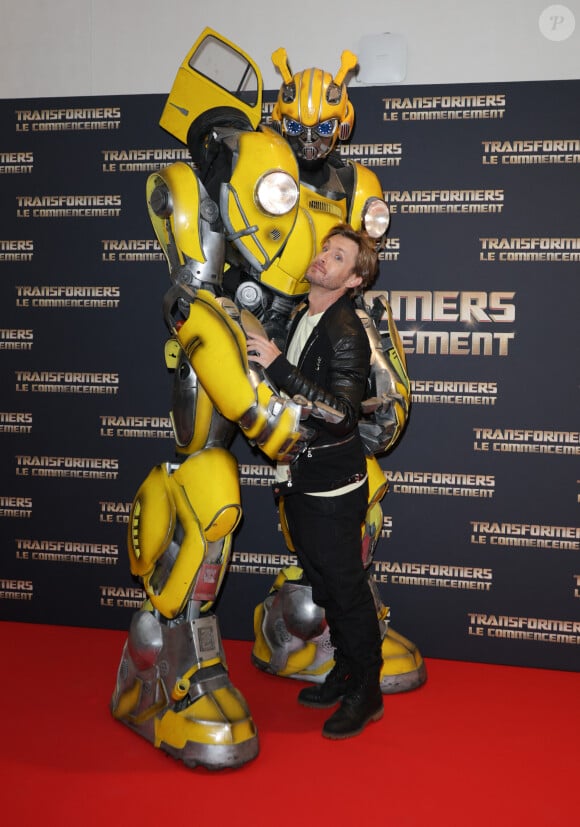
xmin=267 ymin=329 xmax=370 ymax=438
xmin=147 ymin=163 xmax=226 ymax=295
xmin=166 ymin=286 xmax=311 ymax=462
xmin=357 ymin=295 xmax=411 ymax=454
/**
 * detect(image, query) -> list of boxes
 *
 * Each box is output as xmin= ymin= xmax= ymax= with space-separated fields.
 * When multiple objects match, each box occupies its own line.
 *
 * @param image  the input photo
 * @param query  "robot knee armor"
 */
xmin=267 ymin=579 xmax=326 ymax=642
xmin=127 ymin=609 xmax=164 ymax=671
xmin=253 ymin=572 xmax=335 ymax=679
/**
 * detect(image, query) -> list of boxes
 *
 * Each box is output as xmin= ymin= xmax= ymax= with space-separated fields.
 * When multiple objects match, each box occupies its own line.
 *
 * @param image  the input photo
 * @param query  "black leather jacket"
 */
xmin=267 ymin=294 xmax=370 ymax=495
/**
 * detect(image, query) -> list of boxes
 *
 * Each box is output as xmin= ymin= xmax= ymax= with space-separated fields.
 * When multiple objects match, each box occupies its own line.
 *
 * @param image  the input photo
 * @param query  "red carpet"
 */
xmin=2 ymin=621 xmax=578 ymax=826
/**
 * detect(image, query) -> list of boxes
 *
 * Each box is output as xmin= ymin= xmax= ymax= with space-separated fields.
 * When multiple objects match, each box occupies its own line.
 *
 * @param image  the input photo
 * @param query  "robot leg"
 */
xmin=111 ymin=454 xmax=258 ymax=770
xmin=368 ymin=576 xmax=427 ymax=693
xmin=363 ymin=493 xmax=427 ymax=692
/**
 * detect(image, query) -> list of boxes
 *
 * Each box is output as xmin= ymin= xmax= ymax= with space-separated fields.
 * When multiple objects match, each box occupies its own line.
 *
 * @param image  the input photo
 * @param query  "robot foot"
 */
xmin=111 ymin=612 xmax=259 ymax=770
xmin=253 ymin=619 xmax=426 ymax=695
xmin=154 ymin=666 xmax=259 ymax=770
xmin=252 ymin=571 xmax=427 ymax=695
xmin=379 ymin=625 xmax=427 ymax=694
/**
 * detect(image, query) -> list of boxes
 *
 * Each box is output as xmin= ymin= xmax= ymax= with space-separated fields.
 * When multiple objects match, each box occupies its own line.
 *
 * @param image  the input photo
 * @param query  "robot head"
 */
xmin=271 ymin=48 xmax=357 ymax=163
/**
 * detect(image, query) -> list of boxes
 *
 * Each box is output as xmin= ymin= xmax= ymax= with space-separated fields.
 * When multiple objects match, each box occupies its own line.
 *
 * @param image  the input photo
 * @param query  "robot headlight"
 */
xmin=283 ymin=117 xmax=338 ymax=138
xmin=363 ymin=198 xmax=391 ymax=238
xmin=255 ymin=171 xmax=299 ymax=216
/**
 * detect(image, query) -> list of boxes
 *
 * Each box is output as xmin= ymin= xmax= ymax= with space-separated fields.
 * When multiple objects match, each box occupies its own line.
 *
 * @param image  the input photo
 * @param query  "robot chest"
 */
xmin=298 ymin=184 xmax=348 ymax=239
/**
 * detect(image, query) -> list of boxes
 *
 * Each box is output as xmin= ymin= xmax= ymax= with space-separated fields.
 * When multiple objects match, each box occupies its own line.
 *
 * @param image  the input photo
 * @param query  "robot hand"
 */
xmin=292 ymin=394 xmax=345 ymax=425
xmin=243 ymin=388 xmax=315 ymax=462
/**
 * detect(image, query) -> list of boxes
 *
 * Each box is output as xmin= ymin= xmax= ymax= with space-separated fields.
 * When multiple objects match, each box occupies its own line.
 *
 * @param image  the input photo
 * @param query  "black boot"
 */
xmin=321 ymin=673 xmax=383 ymax=739
xmin=298 ymin=660 xmax=350 ymax=709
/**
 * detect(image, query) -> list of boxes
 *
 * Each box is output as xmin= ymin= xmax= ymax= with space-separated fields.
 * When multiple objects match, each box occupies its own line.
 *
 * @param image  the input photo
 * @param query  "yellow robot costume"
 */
xmin=111 ymin=29 xmax=424 ymax=771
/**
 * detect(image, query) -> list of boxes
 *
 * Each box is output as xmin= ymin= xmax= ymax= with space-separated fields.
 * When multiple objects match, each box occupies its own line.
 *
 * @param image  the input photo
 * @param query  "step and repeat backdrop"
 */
xmin=1 ymin=79 xmax=579 ymax=672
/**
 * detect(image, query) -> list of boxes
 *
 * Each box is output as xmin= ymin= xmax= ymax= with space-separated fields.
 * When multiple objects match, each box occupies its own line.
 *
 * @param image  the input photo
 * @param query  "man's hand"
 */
xmin=246 ymin=331 xmax=282 ymax=369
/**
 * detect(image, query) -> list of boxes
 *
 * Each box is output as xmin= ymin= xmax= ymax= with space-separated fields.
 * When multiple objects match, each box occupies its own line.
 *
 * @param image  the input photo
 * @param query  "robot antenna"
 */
xmin=272 ymin=47 xmax=293 ymax=84
xmin=334 ymin=50 xmax=358 ymax=86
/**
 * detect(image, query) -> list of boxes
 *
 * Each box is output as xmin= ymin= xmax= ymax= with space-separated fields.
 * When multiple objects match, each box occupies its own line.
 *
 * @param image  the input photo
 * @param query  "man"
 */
xmin=246 ymin=223 xmax=384 ymax=739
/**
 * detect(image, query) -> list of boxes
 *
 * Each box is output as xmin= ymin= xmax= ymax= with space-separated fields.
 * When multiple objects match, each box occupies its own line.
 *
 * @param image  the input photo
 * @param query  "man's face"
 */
xmin=306 ymin=234 xmax=361 ymax=294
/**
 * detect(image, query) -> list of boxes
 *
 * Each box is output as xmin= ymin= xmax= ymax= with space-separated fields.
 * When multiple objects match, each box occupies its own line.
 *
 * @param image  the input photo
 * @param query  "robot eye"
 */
xmin=315 ymin=119 xmax=337 ymax=137
xmin=283 ymin=117 xmax=304 ymax=137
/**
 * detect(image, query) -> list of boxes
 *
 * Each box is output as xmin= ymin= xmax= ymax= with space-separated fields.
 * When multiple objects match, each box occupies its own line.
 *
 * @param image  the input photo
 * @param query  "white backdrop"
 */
xmin=0 ymin=0 xmax=579 ymax=99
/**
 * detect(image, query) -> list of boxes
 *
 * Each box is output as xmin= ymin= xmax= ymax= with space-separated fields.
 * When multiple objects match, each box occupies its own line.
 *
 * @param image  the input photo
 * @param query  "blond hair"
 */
xmin=323 ymin=223 xmax=379 ymax=290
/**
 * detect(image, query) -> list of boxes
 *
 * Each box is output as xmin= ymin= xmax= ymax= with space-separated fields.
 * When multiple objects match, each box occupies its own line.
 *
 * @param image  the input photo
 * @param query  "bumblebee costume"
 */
xmin=111 ymin=28 xmax=425 ymax=771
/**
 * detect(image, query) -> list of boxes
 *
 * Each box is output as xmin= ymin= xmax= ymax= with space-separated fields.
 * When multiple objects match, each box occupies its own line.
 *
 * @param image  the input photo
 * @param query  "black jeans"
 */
xmin=283 ymin=483 xmax=382 ymax=678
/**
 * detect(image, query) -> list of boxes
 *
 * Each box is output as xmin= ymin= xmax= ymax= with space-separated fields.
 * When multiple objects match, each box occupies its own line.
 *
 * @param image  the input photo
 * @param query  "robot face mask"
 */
xmin=282 ymin=112 xmax=339 ymax=162
xmin=272 ymin=49 xmax=357 ymax=162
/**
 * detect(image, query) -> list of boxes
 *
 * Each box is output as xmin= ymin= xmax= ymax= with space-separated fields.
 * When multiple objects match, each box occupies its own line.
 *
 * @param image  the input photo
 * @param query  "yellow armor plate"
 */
xmin=366 ymin=454 xmax=389 ymax=505
xmin=176 ymin=289 xmax=256 ymax=420
xmin=165 ymin=338 xmax=218 ymax=455
xmin=147 ymin=163 xmax=204 ymax=266
xmin=347 ymin=161 xmax=385 ymax=226
xmin=128 ymin=449 xmax=241 ymax=617
xmin=172 ymin=449 xmax=241 ymax=542
xmin=259 ymin=206 xmax=313 ymax=296
xmin=224 ymin=127 xmax=300 ymax=270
